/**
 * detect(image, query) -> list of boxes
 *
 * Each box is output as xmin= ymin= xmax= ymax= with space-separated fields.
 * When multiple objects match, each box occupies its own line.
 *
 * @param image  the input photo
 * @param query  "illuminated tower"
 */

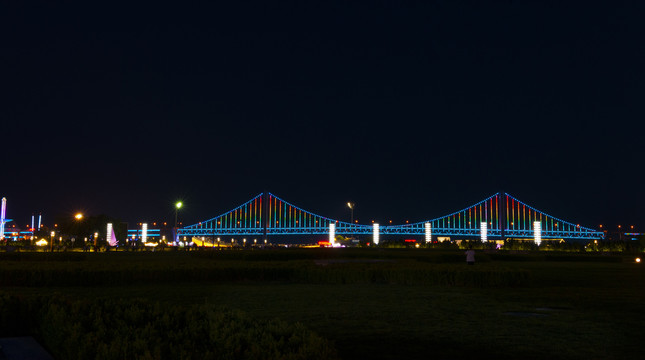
xmin=0 ymin=197 xmax=6 ymax=240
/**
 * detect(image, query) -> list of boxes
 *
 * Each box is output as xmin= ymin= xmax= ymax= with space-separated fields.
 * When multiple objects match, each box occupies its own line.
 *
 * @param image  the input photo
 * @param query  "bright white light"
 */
xmin=142 ymin=223 xmax=148 ymax=243
xmin=425 ymin=222 xmax=432 ymax=243
xmin=636 ymin=258 xmax=641 ymax=263
xmin=329 ymin=223 xmax=335 ymax=246
xmin=373 ymin=223 xmax=380 ymax=245
xmin=480 ymin=222 xmax=487 ymax=242
xmin=534 ymin=221 xmax=542 ymax=246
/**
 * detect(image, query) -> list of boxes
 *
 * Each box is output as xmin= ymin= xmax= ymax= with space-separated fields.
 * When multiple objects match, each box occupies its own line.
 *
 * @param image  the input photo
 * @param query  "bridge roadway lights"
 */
xmin=425 ymin=222 xmax=431 ymax=243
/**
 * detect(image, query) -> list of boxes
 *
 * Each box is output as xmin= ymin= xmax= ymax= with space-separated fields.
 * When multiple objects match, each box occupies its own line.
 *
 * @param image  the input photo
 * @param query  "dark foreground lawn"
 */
xmin=0 ymin=249 xmax=642 ymax=359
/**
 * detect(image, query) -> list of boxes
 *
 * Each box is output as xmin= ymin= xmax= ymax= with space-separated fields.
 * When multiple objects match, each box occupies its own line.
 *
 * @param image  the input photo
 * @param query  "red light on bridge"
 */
xmin=318 ymin=241 xmax=330 ymax=246
xmin=404 ymin=239 xmax=416 ymax=243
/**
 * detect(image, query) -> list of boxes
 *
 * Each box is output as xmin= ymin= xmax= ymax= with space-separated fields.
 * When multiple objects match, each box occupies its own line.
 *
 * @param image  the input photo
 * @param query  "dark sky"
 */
xmin=2 ymin=1 xmax=644 ymax=230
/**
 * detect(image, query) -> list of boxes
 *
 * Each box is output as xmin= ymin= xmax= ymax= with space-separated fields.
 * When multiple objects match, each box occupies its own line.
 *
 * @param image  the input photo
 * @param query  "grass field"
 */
xmin=0 ymin=249 xmax=642 ymax=359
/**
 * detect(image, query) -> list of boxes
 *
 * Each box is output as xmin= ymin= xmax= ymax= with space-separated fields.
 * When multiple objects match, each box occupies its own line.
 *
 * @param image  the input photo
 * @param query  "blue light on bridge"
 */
xmin=177 ymin=192 xmax=604 ymax=240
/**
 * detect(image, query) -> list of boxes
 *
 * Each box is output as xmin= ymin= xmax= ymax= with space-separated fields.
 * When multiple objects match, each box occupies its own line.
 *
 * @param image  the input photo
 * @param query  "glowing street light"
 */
xmin=174 ymin=201 xmax=183 ymax=242
xmin=347 ymin=202 xmax=355 ymax=223
xmin=74 ymin=213 xmax=83 ymax=220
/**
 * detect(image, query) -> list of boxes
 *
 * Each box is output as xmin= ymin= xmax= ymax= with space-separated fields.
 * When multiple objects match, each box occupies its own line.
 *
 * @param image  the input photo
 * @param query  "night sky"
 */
xmin=3 ymin=1 xmax=644 ymax=231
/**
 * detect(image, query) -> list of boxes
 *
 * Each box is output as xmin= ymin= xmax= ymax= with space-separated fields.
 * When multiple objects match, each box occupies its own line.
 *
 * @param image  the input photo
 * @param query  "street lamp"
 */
xmin=347 ymin=202 xmax=354 ymax=224
xmin=73 ymin=213 xmax=84 ymax=250
xmin=175 ymin=202 xmax=183 ymax=228
xmin=50 ymin=231 xmax=55 ymax=252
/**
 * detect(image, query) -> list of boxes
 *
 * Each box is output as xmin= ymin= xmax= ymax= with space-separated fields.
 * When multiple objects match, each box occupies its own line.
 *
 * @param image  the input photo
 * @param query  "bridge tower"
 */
xmin=498 ymin=191 xmax=506 ymax=240
xmin=262 ymin=191 xmax=269 ymax=242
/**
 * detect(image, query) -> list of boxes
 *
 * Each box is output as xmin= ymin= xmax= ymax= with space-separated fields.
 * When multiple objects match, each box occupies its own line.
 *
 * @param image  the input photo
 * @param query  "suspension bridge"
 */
xmin=177 ymin=192 xmax=604 ymax=242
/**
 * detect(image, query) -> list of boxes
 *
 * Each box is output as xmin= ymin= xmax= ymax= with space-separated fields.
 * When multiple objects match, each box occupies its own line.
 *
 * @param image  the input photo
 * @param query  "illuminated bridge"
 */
xmin=177 ymin=192 xmax=603 ymax=241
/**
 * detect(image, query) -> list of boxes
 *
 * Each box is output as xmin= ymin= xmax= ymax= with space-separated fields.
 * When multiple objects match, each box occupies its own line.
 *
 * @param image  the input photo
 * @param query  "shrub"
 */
xmin=0 ymin=295 xmax=338 ymax=360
